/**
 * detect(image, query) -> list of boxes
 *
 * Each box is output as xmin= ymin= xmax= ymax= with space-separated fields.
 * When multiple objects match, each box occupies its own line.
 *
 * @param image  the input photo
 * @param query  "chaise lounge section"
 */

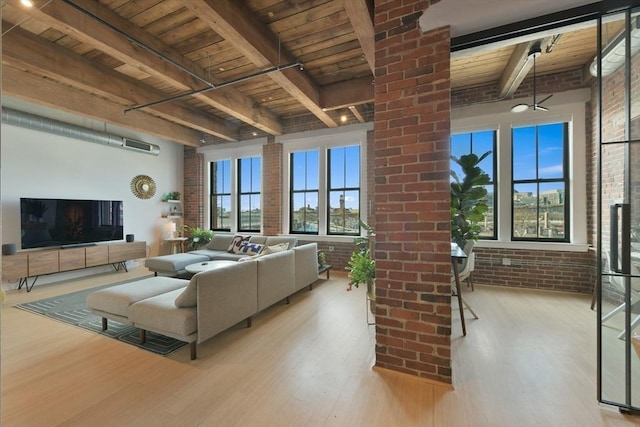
xmin=87 ymin=242 xmax=319 ymax=359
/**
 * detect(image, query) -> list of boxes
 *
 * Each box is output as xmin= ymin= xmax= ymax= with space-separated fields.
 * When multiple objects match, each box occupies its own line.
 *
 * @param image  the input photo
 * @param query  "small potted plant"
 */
xmin=184 ymin=226 xmax=213 ymax=250
xmin=346 ymin=221 xmax=376 ymax=310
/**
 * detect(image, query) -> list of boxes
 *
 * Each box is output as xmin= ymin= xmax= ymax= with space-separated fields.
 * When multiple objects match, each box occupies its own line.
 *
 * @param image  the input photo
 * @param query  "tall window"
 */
xmin=210 ymin=159 xmax=231 ymax=231
xmin=512 ymin=122 xmax=569 ymax=241
xmin=328 ymin=145 xmax=360 ymax=235
xmin=290 ymin=150 xmax=319 ymax=233
xmin=450 ymin=130 xmax=496 ymax=239
xmin=237 ymin=156 xmax=261 ymax=232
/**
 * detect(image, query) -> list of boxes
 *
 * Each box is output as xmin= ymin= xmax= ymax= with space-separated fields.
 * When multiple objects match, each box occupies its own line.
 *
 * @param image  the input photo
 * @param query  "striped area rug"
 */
xmin=15 ymin=279 xmax=186 ymax=356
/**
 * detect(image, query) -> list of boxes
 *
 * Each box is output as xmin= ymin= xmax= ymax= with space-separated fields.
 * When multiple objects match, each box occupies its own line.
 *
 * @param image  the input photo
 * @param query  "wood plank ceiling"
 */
xmin=0 ymin=0 xmax=610 ymax=147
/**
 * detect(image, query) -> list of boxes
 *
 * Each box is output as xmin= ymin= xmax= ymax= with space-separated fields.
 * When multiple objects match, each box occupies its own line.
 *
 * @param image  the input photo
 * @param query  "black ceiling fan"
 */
xmin=511 ymin=45 xmax=553 ymax=113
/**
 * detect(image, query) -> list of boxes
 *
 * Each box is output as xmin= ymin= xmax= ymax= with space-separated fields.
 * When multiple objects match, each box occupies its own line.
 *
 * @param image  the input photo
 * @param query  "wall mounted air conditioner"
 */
xmin=123 ymin=138 xmax=160 ymax=156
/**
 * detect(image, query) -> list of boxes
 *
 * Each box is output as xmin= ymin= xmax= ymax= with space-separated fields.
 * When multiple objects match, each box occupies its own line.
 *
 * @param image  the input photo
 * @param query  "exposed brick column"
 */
xmin=262 ymin=136 xmax=283 ymax=235
xmin=183 ymin=147 xmax=205 ymax=229
xmin=374 ymin=1 xmax=453 ymax=383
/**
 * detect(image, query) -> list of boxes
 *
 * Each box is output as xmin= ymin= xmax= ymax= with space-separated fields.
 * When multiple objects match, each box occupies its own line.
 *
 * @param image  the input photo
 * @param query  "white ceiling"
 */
xmin=420 ymin=0 xmax=600 ymax=37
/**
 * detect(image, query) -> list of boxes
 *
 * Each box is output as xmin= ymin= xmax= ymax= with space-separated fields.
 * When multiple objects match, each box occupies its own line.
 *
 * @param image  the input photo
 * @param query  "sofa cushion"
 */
xmin=207 ymin=234 xmax=234 ymax=251
xmin=236 ymin=242 xmax=264 ymax=255
xmin=261 ymin=242 xmax=289 ymax=255
xmin=249 ymin=236 xmax=267 ymax=245
xmin=86 ymin=276 xmax=188 ymax=318
xmin=228 ymin=235 xmax=251 ymax=253
xmin=129 ymin=289 xmax=197 ymax=337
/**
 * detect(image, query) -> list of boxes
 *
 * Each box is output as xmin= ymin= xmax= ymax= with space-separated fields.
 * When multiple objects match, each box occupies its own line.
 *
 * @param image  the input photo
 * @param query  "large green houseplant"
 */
xmin=184 ymin=226 xmax=214 ymax=250
xmin=450 ymin=152 xmax=491 ymax=247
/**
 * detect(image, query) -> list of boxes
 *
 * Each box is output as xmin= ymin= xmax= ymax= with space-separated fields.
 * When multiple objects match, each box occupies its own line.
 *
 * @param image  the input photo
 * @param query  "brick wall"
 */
xmin=262 ymin=136 xmax=282 ymax=236
xmin=374 ymin=1 xmax=453 ymax=383
xmin=183 ymin=147 xmax=204 ymax=230
xmin=473 ymin=247 xmax=593 ymax=293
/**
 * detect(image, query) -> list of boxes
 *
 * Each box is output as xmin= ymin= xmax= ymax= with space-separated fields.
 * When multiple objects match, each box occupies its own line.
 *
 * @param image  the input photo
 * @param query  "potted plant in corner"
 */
xmin=450 ymin=152 xmax=491 ymax=248
xmin=184 ymin=226 xmax=213 ymax=251
xmin=346 ymin=220 xmax=376 ymax=311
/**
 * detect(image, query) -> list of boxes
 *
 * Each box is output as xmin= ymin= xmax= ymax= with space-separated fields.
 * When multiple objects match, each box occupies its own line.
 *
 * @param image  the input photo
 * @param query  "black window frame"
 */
xmin=511 ymin=122 xmax=570 ymax=242
xmin=450 ymin=129 xmax=498 ymax=240
xmin=209 ymin=159 xmax=231 ymax=232
xmin=327 ymin=145 xmax=361 ymax=236
xmin=237 ymin=156 xmax=261 ymax=233
xmin=289 ymin=150 xmax=319 ymax=235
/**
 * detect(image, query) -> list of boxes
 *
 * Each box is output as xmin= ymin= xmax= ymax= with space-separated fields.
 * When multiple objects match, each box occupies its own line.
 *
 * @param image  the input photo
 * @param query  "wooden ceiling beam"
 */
xmin=2 ymin=66 xmax=202 ymax=147
xmin=24 ymin=0 xmax=283 ymax=135
xmin=185 ymin=0 xmax=338 ymax=128
xmin=320 ymin=76 xmax=374 ymax=110
xmin=2 ymin=23 xmax=238 ymax=142
xmin=343 ymin=0 xmax=375 ymax=73
xmin=497 ymin=42 xmax=533 ymax=98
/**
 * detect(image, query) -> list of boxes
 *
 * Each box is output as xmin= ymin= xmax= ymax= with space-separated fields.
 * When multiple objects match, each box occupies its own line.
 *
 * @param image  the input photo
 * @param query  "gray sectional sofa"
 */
xmin=86 ymin=240 xmax=319 ymax=360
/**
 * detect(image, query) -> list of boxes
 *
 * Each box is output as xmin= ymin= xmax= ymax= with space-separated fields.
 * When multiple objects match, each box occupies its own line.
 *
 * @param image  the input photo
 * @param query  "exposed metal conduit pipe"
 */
xmin=125 ymin=61 xmax=303 ymax=113
xmin=59 ymin=0 xmax=215 ymax=89
xmin=2 ymin=107 xmax=160 ymax=155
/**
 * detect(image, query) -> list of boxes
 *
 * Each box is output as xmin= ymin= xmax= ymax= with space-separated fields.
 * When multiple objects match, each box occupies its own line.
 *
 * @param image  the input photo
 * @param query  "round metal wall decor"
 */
xmin=130 ymin=175 xmax=156 ymax=199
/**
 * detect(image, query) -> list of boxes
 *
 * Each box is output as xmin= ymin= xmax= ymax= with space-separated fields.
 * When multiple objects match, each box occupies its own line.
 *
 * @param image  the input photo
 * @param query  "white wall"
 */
xmin=1 ymin=104 xmax=184 ymax=288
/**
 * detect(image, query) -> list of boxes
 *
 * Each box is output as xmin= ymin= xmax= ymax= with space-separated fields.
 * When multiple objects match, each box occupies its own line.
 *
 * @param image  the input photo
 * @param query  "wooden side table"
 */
xmin=165 ymin=237 xmax=188 ymax=254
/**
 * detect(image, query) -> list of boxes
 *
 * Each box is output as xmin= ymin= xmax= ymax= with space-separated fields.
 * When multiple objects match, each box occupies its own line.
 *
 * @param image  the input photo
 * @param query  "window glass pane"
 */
xmin=512 ymin=122 xmax=568 ymax=242
xmin=211 ymin=160 xmax=231 ymax=231
xmin=513 ymin=183 xmax=538 ymax=238
xmin=239 ymin=158 xmax=252 ymax=191
xmin=330 ymin=148 xmax=346 ymax=187
xmin=539 ymin=182 xmax=565 ymax=238
xmin=328 ymin=190 xmax=360 ymax=234
xmin=344 ymin=145 xmax=360 ymax=188
xmin=450 ymin=129 xmax=496 ymax=240
xmin=292 ymin=151 xmax=319 ymax=191
xmin=239 ymin=194 xmax=261 ymax=231
xmin=216 ymin=160 xmax=231 ymax=193
xmin=211 ymin=194 xmax=231 ymax=230
xmin=450 ymin=134 xmax=469 ymax=181
xmin=513 ymin=126 xmax=536 ymax=181
xmin=328 ymin=146 xmax=360 ymax=235
xmin=291 ymin=191 xmax=318 ymax=232
xmin=538 ymin=123 xmax=564 ymax=179
xmin=480 ymin=184 xmax=494 ymax=238
xmin=238 ymin=156 xmax=261 ymax=232
xmin=473 ymin=131 xmax=494 ymax=181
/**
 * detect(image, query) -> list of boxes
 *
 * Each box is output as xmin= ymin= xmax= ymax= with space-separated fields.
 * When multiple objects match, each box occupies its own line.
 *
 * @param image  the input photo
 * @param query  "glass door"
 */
xmin=598 ymin=7 xmax=640 ymax=415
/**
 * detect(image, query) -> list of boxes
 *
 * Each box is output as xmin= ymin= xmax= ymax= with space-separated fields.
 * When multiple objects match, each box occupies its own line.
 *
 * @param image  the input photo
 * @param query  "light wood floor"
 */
xmin=2 ymin=269 xmax=639 ymax=426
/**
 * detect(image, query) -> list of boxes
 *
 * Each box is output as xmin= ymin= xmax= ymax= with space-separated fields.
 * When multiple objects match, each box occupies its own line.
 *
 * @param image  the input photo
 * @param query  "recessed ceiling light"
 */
xmin=20 ymin=0 xmax=34 ymax=7
xmin=252 ymin=132 xmax=258 ymax=136
xmin=340 ymin=115 xmax=347 ymax=123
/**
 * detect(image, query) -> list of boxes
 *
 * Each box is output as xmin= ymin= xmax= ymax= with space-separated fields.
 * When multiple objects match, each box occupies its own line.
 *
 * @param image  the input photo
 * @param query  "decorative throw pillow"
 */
xmin=227 ymin=235 xmax=250 ymax=253
xmin=235 ymin=242 xmax=264 ymax=255
xmin=261 ymin=242 xmax=289 ymax=255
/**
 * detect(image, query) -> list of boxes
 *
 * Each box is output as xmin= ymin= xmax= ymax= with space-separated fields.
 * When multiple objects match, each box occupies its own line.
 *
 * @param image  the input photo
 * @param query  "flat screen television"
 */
xmin=20 ymin=198 xmax=124 ymax=249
